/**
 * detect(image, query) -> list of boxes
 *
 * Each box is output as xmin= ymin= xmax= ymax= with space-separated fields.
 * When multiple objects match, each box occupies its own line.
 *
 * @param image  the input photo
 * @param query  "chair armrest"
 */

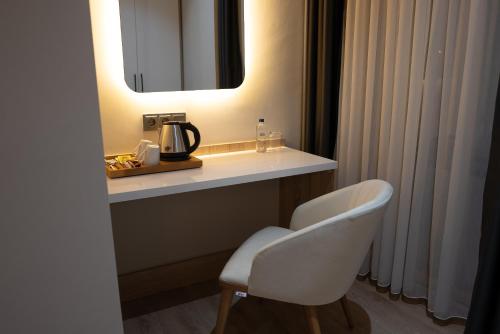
xmin=248 ymin=216 xmax=363 ymax=306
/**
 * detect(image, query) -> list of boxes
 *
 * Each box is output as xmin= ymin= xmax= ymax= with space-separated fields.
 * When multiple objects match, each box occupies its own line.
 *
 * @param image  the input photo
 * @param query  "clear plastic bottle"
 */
xmin=256 ymin=118 xmax=268 ymax=153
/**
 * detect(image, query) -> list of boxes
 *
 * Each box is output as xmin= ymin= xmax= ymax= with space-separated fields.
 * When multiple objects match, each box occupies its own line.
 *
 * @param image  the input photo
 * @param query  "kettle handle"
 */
xmin=181 ymin=122 xmax=201 ymax=155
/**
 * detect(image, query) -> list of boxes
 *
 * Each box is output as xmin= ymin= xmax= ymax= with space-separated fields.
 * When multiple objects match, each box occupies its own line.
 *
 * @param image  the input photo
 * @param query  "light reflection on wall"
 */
xmin=89 ymin=0 xmax=303 ymax=155
xmin=89 ymin=0 xmax=251 ymax=102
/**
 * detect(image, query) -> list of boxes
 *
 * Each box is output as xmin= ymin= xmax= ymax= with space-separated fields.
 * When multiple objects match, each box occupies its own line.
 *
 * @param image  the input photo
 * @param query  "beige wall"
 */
xmin=90 ymin=0 xmax=305 ymax=155
xmin=0 ymin=1 xmax=123 ymax=333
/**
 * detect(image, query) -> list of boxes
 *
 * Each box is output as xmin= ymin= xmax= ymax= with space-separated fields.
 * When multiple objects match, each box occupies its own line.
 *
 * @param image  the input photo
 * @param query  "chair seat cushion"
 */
xmin=220 ymin=226 xmax=293 ymax=287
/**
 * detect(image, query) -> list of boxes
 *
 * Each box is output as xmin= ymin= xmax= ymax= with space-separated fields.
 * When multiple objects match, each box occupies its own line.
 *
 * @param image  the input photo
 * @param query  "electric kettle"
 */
xmin=158 ymin=121 xmax=201 ymax=161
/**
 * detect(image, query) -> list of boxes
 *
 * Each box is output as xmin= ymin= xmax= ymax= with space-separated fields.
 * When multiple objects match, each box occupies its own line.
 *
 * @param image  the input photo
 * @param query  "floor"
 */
xmin=123 ymin=280 xmax=465 ymax=334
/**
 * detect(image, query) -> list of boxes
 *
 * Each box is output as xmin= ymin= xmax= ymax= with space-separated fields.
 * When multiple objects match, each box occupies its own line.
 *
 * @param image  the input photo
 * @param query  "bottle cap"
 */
xmin=259 ymin=118 xmax=264 ymax=122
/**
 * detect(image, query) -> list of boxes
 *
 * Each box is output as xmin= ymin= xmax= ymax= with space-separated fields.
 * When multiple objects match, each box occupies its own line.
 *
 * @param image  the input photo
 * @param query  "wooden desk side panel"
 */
xmin=278 ymin=170 xmax=335 ymax=227
xmin=113 ymin=171 xmax=334 ymax=303
xmin=111 ymin=180 xmax=279 ymax=301
xmin=110 ymin=180 xmax=279 ymax=275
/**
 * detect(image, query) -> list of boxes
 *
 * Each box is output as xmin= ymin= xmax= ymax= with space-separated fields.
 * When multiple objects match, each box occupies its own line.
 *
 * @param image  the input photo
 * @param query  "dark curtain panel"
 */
xmin=465 ymin=76 xmax=500 ymax=334
xmin=217 ymin=0 xmax=243 ymax=89
xmin=302 ymin=0 xmax=345 ymax=158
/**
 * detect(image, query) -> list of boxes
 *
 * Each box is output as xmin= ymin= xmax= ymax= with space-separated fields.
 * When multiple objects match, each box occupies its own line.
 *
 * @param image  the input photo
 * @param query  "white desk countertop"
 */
xmin=107 ymin=147 xmax=338 ymax=203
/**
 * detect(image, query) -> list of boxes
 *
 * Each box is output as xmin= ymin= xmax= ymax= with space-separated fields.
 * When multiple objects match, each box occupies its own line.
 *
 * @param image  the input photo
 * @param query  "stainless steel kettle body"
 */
xmin=159 ymin=121 xmax=201 ymax=161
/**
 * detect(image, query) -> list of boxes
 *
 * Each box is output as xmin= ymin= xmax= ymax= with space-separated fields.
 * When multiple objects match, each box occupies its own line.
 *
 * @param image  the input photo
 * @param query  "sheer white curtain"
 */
xmin=338 ymin=0 xmax=500 ymax=320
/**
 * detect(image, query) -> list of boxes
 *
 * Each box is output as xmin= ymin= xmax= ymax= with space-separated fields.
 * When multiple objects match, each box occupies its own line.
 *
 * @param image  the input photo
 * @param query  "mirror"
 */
xmin=119 ymin=0 xmax=245 ymax=93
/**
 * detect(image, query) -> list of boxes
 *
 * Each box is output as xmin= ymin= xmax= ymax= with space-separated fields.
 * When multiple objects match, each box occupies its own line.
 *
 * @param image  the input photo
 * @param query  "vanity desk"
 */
xmin=108 ymin=147 xmax=337 ymax=315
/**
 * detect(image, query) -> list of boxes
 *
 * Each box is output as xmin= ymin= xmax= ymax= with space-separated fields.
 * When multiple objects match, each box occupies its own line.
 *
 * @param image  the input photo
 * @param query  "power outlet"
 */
xmin=158 ymin=113 xmax=186 ymax=125
xmin=172 ymin=113 xmax=186 ymax=121
xmin=142 ymin=113 xmax=186 ymax=131
xmin=143 ymin=114 xmax=159 ymax=131
xmin=158 ymin=114 xmax=173 ymax=125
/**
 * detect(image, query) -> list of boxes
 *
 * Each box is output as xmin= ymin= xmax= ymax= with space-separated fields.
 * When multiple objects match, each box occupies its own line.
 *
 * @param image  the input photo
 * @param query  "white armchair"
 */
xmin=215 ymin=179 xmax=393 ymax=334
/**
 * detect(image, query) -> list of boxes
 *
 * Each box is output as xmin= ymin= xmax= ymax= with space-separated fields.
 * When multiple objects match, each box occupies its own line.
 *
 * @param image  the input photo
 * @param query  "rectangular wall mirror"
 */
xmin=119 ymin=0 xmax=245 ymax=93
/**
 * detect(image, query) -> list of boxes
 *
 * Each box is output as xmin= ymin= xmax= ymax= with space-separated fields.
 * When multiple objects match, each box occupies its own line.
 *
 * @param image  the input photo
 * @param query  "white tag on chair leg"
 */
xmin=235 ymin=291 xmax=247 ymax=298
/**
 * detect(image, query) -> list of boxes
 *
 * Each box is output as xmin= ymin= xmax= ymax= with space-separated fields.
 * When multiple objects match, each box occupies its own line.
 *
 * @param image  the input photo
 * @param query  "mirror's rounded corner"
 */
xmin=225 ymin=74 xmax=246 ymax=91
xmin=123 ymin=80 xmax=142 ymax=94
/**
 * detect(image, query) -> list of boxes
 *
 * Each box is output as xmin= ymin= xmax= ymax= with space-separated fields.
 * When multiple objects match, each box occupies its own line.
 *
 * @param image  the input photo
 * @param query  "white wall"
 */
xmin=182 ymin=0 xmax=217 ymax=90
xmin=0 ymin=1 xmax=123 ymax=333
xmin=90 ymin=0 xmax=305 ymax=155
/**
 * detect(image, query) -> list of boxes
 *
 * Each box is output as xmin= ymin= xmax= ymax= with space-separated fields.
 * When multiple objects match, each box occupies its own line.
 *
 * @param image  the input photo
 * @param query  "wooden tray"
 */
xmin=105 ymin=155 xmax=202 ymax=179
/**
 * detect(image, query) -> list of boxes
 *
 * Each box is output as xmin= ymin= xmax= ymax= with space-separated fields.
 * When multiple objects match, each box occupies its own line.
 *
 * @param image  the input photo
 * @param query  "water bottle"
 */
xmin=256 ymin=118 xmax=268 ymax=153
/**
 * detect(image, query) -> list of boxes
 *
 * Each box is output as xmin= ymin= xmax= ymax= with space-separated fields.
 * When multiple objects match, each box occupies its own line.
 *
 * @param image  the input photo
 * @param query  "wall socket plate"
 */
xmin=142 ymin=113 xmax=186 ymax=131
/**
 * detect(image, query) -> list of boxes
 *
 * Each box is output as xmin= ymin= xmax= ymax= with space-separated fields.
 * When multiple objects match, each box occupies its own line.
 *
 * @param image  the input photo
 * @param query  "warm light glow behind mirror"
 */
xmin=88 ymin=0 xmax=256 ymax=108
xmin=89 ymin=0 xmax=303 ymax=156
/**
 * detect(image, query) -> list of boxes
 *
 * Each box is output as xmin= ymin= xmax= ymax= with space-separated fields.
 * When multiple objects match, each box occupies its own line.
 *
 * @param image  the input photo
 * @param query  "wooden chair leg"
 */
xmin=214 ymin=286 xmax=234 ymax=334
xmin=305 ymin=305 xmax=322 ymax=334
xmin=340 ymin=295 xmax=354 ymax=329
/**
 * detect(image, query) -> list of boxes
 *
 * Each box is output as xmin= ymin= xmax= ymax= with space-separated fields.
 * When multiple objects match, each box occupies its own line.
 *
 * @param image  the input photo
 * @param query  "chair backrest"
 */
xmin=248 ymin=179 xmax=393 ymax=306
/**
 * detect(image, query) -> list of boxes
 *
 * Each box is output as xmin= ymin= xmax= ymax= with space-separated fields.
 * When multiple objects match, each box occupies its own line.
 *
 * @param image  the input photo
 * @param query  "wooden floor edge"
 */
xmin=356 ymin=274 xmax=467 ymax=326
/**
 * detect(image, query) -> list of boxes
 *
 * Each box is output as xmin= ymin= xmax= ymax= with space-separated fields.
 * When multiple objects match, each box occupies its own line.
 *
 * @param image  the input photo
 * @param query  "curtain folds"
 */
xmin=217 ymin=0 xmax=244 ymax=89
xmin=465 ymin=76 xmax=500 ymax=334
xmin=338 ymin=0 xmax=500 ymax=320
xmin=301 ymin=0 xmax=345 ymax=157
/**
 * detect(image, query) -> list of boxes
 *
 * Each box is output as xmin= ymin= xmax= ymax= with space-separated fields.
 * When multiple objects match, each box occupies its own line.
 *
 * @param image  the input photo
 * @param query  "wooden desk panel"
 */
xmin=115 ymin=170 xmax=335 ymax=303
